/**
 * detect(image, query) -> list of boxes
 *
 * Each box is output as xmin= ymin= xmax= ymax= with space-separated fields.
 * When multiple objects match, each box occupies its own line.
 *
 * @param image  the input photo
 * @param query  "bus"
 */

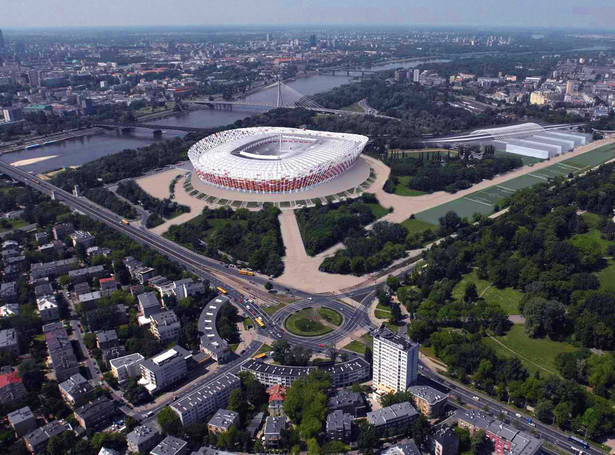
xmin=239 ymin=268 xmax=254 ymax=276
xmin=253 ymin=352 xmax=267 ymax=359
xmin=569 ymin=436 xmax=589 ymax=449
xmin=216 ymin=286 xmax=227 ymax=294
xmin=255 ymin=317 xmax=265 ymax=328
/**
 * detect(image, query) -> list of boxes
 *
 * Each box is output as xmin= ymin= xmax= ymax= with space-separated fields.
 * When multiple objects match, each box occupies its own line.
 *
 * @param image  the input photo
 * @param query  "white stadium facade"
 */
xmin=188 ymin=127 xmax=369 ymax=194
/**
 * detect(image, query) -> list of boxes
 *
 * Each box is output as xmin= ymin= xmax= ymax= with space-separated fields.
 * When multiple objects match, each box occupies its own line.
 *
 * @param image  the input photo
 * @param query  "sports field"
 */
xmin=415 ymin=143 xmax=615 ymax=225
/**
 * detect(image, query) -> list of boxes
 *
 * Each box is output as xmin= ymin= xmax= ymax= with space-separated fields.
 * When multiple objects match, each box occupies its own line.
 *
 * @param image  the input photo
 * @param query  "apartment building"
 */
xmin=150 ymin=310 xmax=181 ymax=344
xmin=139 ymin=346 xmax=190 ymax=394
xmin=372 ymin=327 xmax=418 ymax=393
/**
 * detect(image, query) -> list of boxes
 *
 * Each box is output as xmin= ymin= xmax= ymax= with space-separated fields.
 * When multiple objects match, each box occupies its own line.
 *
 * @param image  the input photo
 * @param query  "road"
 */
xmin=0 ymin=159 xmax=601 ymax=454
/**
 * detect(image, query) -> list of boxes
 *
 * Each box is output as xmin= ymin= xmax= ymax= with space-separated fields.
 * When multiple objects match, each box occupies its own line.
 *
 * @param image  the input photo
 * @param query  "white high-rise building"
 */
xmin=372 ymin=327 xmax=419 ymax=393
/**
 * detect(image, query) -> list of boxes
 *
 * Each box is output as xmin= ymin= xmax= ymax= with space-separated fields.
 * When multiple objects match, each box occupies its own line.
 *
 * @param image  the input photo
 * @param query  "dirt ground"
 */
xmin=274 ymin=211 xmax=366 ymax=293
xmin=136 ymin=169 xmax=213 ymax=235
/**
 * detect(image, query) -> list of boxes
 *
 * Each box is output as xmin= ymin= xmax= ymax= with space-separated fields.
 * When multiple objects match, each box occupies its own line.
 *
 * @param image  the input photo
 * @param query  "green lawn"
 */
xmin=375 ymin=310 xmax=391 ymax=319
xmin=401 ymin=218 xmax=437 ymax=235
xmin=318 ymin=307 xmax=343 ymax=326
xmin=284 ymin=308 xmax=334 ymax=337
xmin=483 ymin=325 xmax=578 ymax=376
xmin=598 ymin=259 xmax=615 ymax=292
xmin=384 ymin=322 xmax=401 ymax=332
xmin=343 ymin=340 xmax=367 ymax=354
xmin=365 ymin=203 xmax=389 ymax=219
xmin=243 ymin=317 xmax=254 ymax=330
xmin=0 ymin=218 xmax=29 ymax=233
xmin=255 ymin=343 xmax=273 ymax=356
xmin=342 ymin=102 xmax=364 ymax=112
xmin=393 ymin=176 xmax=426 ymax=196
xmin=452 ymin=270 xmax=523 ymax=315
xmin=571 ymin=228 xmax=611 ymax=256
xmin=262 ymin=302 xmax=286 ymax=316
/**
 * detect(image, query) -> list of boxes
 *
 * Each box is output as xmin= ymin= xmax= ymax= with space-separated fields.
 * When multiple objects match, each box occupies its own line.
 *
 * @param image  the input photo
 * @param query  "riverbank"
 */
xmin=0 ymin=127 xmax=104 ymax=155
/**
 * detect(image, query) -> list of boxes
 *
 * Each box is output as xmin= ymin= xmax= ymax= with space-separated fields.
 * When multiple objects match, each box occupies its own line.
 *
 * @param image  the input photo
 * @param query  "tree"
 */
xmin=386 ymin=275 xmax=400 ymax=291
xmin=535 ymin=400 xmax=554 ymax=423
xmin=390 ymin=303 xmax=402 ymax=325
xmin=524 ymin=297 xmax=567 ymax=338
xmin=357 ymin=422 xmax=377 ymax=451
xmin=364 ymin=346 xmax=373 ymax=365
xmin=307 ymin=438 xmax=320 ymax=455
xmin=464 ymin=283 xmax=478 ymax=303
xmin=264 ymin=281 xmax=273 ymax=291
xmin=228 ymin=389 xmax=249 ymax=425
xmin=47 ymin=431 xmax=77 ymax=455
xmin=158 ymin=407 xmax=182 ymax=436
xmin=82 ymin=332 xmax=97 ymax=350
xmin=185 ymin=423 xmax=209 ymax=446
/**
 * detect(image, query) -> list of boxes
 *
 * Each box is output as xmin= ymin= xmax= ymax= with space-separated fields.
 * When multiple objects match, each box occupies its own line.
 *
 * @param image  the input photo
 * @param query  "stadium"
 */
xmin=188 ymin=127 xmax=369 ymax=194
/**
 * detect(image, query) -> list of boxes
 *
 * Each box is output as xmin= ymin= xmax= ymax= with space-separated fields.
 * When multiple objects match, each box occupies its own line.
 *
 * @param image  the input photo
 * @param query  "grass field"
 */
xmin=343 ymin=340 xmax=367 ymax=354
xmin=393 ymin=176 xmax=426 ymax=196
xmin=571 ymin=228 xmax=612 ymax=256
xmin=342 ymin=102 xmax=364 ymax=112
xmin=318 ymin=307 xmax=343 ymax=326
xmin=375 ymin=309 xmax=391 ymax=319
xmin=366 ymin=202 xmax=389 ymax=219
xmin=598 ymin=260 xmax=615 ymax=292
xmin=284 ymin=308 xmax=334 ymax=337
xmin=262 ymin=302 xmax=286 ymax=316
xmin=401 ymin=218 xmax=438 ymax=235
xmin=415 ymin=143 xmax=615 ymax=226
xmin=483 ymin=325 xmax=578 ymax=376
xmin=0 ymin=218 xmax=29 ymax=233
xmin=255 ymin=343 xmax=273 ymax=356
xmin=452 ymin=270 xmax=523 ymax=315
xmin=243 ymin=317 xmax=254 ymax=330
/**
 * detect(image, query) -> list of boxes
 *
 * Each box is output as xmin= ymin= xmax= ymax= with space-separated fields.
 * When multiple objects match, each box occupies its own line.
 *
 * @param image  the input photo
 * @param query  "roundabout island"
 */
xmin=283 ymin=306 xmax=344 ymax=337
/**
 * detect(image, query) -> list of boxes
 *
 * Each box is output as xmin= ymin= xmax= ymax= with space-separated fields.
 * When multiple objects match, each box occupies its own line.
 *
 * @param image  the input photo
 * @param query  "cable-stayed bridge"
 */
xmin=189 ymin=81 xmax=326 ymax=110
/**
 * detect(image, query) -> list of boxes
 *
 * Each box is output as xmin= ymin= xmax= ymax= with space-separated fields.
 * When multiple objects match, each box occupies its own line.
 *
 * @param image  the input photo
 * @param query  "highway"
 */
xmin=0 ymin=159 xmax=601 ymax=454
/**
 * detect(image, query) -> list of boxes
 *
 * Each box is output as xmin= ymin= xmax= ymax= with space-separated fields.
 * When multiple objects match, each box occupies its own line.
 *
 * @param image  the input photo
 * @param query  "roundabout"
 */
xmin=283 ymin=306 xmax=344 ymax=337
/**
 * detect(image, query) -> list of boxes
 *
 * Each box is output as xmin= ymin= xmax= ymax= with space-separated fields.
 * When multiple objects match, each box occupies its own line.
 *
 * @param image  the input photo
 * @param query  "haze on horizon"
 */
xmin=2 ymin=0 xmax=615 ymax=31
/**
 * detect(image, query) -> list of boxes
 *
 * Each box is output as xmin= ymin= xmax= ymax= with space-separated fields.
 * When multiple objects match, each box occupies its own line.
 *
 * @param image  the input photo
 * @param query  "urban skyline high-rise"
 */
xmin=372 ymin=326 xmax=419 ymax=393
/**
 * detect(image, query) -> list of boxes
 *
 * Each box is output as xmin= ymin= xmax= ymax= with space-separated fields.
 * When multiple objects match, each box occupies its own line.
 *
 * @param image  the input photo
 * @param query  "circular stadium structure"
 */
xmin=188 ymin=127 xmax=369 ymax=194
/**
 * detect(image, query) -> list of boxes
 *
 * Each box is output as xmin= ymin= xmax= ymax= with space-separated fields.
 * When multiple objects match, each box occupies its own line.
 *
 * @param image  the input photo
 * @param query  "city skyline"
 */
xmin=2 ymin=0 xmax=615 ymax=30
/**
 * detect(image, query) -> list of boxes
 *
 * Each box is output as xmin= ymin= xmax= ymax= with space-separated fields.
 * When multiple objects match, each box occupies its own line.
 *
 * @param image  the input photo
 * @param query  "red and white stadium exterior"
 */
xmin=188 ymin=127 xmax=369 ymax=194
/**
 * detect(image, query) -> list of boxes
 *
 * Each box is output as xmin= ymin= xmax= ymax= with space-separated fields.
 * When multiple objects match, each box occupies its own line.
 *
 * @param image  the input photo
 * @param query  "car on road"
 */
xmin=472 ymin=396 xmax=480 ymax=401
xmin=318 ymin=343 xmax=324 ymax=347
xmin=307 ymin=297 xmax=313 ymax=301
xmin=515 ymin=413 xmax=522 ymax=418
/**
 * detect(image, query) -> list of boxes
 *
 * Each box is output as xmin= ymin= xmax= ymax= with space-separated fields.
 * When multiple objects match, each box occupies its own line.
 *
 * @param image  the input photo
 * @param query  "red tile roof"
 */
xmin=0 ymin=371 xmax=22 ymax=388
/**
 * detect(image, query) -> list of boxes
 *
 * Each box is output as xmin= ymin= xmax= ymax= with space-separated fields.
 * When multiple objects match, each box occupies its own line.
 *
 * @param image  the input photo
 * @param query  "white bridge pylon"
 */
xmin=198 ymin=81 xmax=326 ymax=110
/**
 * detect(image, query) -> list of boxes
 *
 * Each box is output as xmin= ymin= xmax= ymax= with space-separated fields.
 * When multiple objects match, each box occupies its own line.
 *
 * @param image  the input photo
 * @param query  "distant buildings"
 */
xmin=328 ymin=389 xmax=366 ymax=418
xmin=408 ymin=385 xmax=448 ymax=418
xmin=199 ymin=296 xmax=232 ymax=363
xmin=372 ymin=327 xmax=419 ymax=394
xmin=151 ymin=436 xmax=189 ymax=455
xmin=326 ymin=410 xmax=355 ymax=442
xmin=109 ymin=352 xmax=145 ymax=383
xmin=0 ymin=328 xmax=19 ymax=356
xmin=137 ymin=292 xmax=162 ymax=318
xmin=139 ymin=346 xmax=190 ymax=394
xmin=127 ymin=424 xmax=161 ymax=453
xmin=431 ymin=426 xmax=460 ymax=455
xmin=241 ymin=358 xmax=370 ymax=388
xmin=24 ymin=420 xmax=72 ymax=454
xmin=96 ymin=330 xmax=118 ymax=350
xmin=382 ymin=440 xmax=422 ymax=455
xmin=263 ymin=416 xmax=286 ymax=448
xmin=37 ymin=295 xmax=60 ymax=322
xmin=150 ymin=310 xmax=181 ymax=344
xmin=58 ymin=374 xmax=94 ymax=406
xmin=31 ymin=257 xmax=79 ymax=280
xmin=456 ymin=410 xmax=542 ymax=455
xmin=171 ymin=373 xmax=241 ymax=427
xmin=0 ymin=369 xmax=27 ymax=405
xmin=208 ymin=409 xmax=239 ymax=435
xmin=45 ymin=325 xmax=80 ymax=382
xmin=73 ymin=396 xmax=116 ymax=430
xmin=367 ymin=401 xmax=419 ymax=436
xmin=8 ymin=406 xmax=37 ymax=437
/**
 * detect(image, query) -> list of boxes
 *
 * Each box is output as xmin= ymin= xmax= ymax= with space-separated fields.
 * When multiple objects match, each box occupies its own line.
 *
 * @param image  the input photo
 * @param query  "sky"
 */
xmin=2 ymin=0 xmax=615 ymax=30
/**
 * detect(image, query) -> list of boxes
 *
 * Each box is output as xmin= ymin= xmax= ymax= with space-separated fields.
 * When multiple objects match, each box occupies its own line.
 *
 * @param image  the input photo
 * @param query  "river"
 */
xmin=1 ymin=60 xmax=442 ymax=173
